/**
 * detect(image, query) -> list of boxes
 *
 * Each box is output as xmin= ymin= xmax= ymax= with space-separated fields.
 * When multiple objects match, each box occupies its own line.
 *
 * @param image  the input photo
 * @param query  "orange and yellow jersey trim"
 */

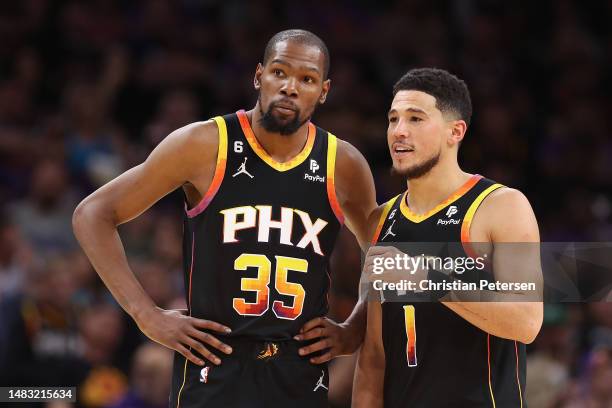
xmin=326 ymin=134 xmax=344 ymax=224
xmin=237 ymin=110 xmax=316 ymax=172
xmin=185 ymin=116 xmax=228 ymax=218
xmin=399 ymin=174 xmax=482 ymax=223
xmin=460 ymin=182 xmax=504 ymax=243
xmin=460 ymin=182 xmax=504 ymax=258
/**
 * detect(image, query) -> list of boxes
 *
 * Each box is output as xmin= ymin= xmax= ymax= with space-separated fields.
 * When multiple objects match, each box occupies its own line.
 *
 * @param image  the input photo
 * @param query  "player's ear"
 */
xmin=448 ymin=120 xmax=467 ymax=146
xmin=319 ymin=79 xmax=331 ymax=104
xmin=254 ymin=63 xmax=264 ymax=90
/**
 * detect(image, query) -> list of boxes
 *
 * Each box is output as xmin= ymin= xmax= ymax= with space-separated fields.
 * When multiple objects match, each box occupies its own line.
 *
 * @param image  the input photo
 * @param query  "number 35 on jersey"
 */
xmin=220 ymin=205 xmax=331 ymax=321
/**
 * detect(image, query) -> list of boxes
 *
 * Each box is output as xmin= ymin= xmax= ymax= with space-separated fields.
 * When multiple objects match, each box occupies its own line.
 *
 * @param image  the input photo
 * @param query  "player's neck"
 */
xmin=405 ymin=162 xmax=472 ymax=215
xmin=246 ymin=107 xmax=311 ymax=163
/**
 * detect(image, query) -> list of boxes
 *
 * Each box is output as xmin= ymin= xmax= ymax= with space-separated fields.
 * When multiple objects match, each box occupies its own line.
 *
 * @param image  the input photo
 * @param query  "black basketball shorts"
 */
xmin=169 ymin=338 xmax=329 ymax=408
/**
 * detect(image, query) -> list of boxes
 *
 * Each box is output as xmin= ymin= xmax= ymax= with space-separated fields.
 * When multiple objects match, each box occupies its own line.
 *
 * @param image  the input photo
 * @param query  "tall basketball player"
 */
xmin=353 ymin=68 xmax=543 ymax=407
xmin=73 ymin=30 xmax=376 ymax=407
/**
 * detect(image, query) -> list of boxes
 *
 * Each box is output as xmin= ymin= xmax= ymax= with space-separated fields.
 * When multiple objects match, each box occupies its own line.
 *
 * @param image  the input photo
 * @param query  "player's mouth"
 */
xmin=272 ymin=101 xmax=298 ymax=116
xmin=392 ymin=144 xmax=415 ymax=159
xmin=275 ymin=107 xmax=295 ymax=115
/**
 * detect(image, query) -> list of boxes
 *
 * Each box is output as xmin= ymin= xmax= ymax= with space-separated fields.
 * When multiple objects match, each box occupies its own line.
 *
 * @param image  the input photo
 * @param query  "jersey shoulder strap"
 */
xmin=184 ymin=115 xmax=229 ymax=218
xmin=371 ymin=194 xmax=401 ymax=243
xmin=460 ymin=179 xmax=505 ymax=243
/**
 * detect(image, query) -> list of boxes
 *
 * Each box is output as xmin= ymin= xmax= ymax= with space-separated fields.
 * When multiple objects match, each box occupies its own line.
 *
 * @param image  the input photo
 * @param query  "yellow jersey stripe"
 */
xmin=185 ymin=116 xmax=228 ymax=218
xmin=326 ymin=133 xmax=344 ymax=223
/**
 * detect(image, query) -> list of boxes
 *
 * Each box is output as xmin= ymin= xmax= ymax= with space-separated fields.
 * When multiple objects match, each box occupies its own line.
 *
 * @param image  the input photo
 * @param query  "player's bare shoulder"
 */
xmin=335 ymin=138 xmax=368 ymax=176
xmin=334 ymin=138 xmax=374 ymax=202
xmin=164 ymin=120 xmax=220 ymax=165
xmin=332 ymin=138 xmax=377 ymax=247
xmin=155 ymin=119 xmax=221 ymax=190
xmin=471 ymin=186 xmax=539 ymax=242
xmin=478 ymin=187 xmax=535 ymax=222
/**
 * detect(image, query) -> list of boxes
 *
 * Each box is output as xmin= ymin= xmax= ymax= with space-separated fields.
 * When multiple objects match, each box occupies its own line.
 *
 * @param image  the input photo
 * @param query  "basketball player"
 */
xmin=73 ymin=30 xmax=376 ymax=407
xmin=353 ymin=68 xmax=543 ymax=407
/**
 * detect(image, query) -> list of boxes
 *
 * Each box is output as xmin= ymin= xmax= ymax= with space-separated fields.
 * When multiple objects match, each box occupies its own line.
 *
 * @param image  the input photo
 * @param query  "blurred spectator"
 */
xmin=109 ymin=343 xmax=174 ymax=408
xmin=63 ymin=80 xmax=125 ymax=188
xmin=526 ymin=353 xmax=569 ymax=408
xmin=8 ymin=159 xmax=77 ymax=255
xmin=144 ymin=89 xmax=200 ymax=147
xmin=560 ymin=348 xmax=612 ymax=407
xmin=0 ymin=256 xmax=82 ymax=386
xmin=78 ymin=304 xmax=128 ymax=408
xmin=585 ymin=303 xmax=612 ymax=353
xmin=0 ymin=216 xmax=33 ymax=299
xmin=527 ymin=305 xmax=580 ymax=407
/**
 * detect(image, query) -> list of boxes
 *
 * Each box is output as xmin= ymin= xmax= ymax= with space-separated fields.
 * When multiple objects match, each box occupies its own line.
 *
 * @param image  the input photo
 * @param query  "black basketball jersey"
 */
xmin=372 ymin=175 xmax=527 ymax=408
xmin=182 ymin=110 xmax=343 ymax=340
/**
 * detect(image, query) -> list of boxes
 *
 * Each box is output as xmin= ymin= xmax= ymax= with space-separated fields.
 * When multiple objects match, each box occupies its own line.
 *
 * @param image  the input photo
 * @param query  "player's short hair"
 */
xmin=263 ymin=29 xmax=330 ymax=79
xmin=393 ymin=68 xmax=472 ymax=126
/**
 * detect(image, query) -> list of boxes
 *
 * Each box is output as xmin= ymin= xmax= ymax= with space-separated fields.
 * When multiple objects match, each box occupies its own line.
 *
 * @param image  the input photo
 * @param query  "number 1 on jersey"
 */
xmin=403 ymin=305 xmax=418 ymax=367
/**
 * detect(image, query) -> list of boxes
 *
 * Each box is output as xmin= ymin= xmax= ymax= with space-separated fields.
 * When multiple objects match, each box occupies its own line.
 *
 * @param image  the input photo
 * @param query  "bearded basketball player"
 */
xmin=73 ymin=30 xmax=376 ymax=407
xmin=353 ymin=68 xmax=542 ymax=408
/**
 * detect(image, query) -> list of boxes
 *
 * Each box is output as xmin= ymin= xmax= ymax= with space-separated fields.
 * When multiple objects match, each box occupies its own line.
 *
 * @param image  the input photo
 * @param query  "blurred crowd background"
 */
xmin=1 ymin=0 xmax=611 ymax=407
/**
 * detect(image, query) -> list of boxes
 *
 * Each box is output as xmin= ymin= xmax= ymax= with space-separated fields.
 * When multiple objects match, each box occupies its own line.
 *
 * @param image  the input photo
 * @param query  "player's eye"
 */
xmin=389 ymin=117 xmax=398 ymax=123
xmin=273 ymin=69 xmax=284 ymax=77
xmin=410 ymin=116 xmax=423 ymax=122
xmin=303 ymin=76 xmax=314 ymax=84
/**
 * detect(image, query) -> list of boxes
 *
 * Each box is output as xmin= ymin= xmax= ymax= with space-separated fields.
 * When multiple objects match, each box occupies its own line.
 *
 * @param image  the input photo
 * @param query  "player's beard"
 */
xmin=258 ymin=95 xmax=313 ymax=136
xmin=392 ymin=149 xmax=441 ymax=180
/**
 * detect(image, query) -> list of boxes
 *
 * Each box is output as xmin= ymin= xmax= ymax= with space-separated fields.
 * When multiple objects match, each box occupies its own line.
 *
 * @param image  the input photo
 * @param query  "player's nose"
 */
xmin=280 ymin=77 xmax=298 ymax=98
xmin=391 ymin=121 xmax=411 ymax=140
